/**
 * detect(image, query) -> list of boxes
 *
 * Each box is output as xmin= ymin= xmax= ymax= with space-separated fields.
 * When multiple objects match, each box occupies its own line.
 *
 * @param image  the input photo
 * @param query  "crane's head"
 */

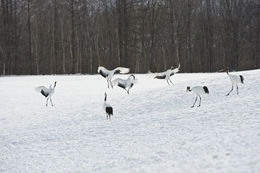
xmin=186 ymin=86 xmax=191 ymax=92
xmin=129 ymin=74 xmax=135 ymax=79
xmin=98 ymin=66 xmax=102 ymax=73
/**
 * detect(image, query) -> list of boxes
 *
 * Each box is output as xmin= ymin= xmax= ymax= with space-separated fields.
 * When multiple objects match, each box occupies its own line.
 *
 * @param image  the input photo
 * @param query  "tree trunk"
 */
xmin=70 ymin=0 xmax=77 ymax=73
xmin=187 ymin=0 xmax=192 ymax=72
xmin=255 ymin=3 xmax=260 ymax=68
xmin=53 ymin=0 xmax=58 ymax=74
xmin=27 ymin=0 xmax=32 ymax=74
xmin=206 ymin=0 xmax=214 ymax=72
xmin=117 ymin=0 xmax=123 ymax=66
xmin=61 ymin=20 xmax=66 ymax=74
xmin=0 ymin=45 xmax=6 ymax=75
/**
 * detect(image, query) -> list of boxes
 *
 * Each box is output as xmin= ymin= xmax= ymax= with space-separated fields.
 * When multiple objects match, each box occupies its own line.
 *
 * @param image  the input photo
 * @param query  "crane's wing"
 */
xmin=35 ymin=86 xmax=49 ymax=97
xmin=98 ymin=66 xmax=109 ymax=78
xmin=170 ymin=64 xmax=180 ymax=76
xmin=35 ymin=86 xmax=48 ymax=93
xmin=113 ymin=67 xmax=130 ymax=74
xmin=112 ymin=78 xmax=126 ymax=88
xmin=154 ymin=72 xmax=167 ymax=79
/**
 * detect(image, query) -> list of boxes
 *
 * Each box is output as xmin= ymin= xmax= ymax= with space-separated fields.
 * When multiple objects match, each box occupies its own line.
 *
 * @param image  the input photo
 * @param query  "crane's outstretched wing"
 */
xmin=154 ymin=72 xmax=167 ymax=79
xmin=170 ymin=64 xmax=180 ymax=76
xmin=113 ymin=67 xmax=130 ymax=74
xmin=98 ymin=66 xmax=109 ymax=78
xmin=35 ymin=86 xmax=48 ymax=93
xmin=35 ymin=86 xmax=49 ymax=97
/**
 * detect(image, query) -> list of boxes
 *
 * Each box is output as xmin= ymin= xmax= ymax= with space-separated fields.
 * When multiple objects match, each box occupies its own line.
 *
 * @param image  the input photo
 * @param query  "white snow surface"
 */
xmin=0 ymin=70 xmax=260 ymax=173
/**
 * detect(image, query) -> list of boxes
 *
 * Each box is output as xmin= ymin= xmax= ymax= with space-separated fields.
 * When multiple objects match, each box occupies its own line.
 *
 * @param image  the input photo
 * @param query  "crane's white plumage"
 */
xmin=103 ymin=92 xmax=113 ymax=120
xmin=226 ymin=71 xmax=244 ymax=96
xmin=98 ymin=66 xmax=130 ymax=88
xmin=35 ymin=81 xmax=57 ymax=106
xmin=186 ymin=85 xmax=209 ymax=108
xmin=112 ymin=74 xmax=137 ymax=94
xmin=154 ymin=64 xmax=180 ymax=85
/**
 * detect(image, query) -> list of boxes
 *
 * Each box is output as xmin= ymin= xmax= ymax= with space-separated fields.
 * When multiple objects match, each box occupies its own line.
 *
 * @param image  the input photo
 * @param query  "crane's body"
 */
xmin=187 ymin=85 xmax=209 ymax=108
xmin=226 ymin=71 xmax=244 ymax=96
xmin=103 ymin=93 xmax=113 ymax=120
xmin=112 ymin=75 xmax=136 ymax=94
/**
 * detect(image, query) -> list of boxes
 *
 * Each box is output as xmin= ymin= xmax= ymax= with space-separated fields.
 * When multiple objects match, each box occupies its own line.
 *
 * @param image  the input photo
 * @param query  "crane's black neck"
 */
xmin=104 ymin=94 xmax=107 ymax=101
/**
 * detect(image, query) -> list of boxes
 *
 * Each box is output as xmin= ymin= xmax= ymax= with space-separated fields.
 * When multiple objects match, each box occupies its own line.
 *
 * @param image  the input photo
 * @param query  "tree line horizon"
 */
xmin=0 ymin=0 xmax=259 ymax=75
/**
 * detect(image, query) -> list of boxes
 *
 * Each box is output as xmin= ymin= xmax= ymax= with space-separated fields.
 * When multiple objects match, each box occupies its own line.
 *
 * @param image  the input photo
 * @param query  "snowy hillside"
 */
xmin=0 ymin=70 xmax=260 ymax=173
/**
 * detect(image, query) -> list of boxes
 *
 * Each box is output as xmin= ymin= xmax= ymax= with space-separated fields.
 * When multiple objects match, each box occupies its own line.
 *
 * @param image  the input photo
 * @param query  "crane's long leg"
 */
xmin=123 ymin=88 xmax=128 ymax=94
xmin=109 ymin=80 xmax=113 ymax=89
xmin=191 ymin=96 xmax=198 ymax=108
xmin=127 ymin=89 xmax=130 ymax=94
xmin=107 ymin=79 xmax=110 ymax=88
xmin=169 ymin=79 xmax=174 ymax=85
xmin=226 ymin=85 xmax=234 ymax=96
xmin=46 ymin=97 xmax=49 ymax=106
xmin=198 ymin=96 xmax=201 ymax=107
xmin=167 ymin=80 xmax=171 ymax=85
xmin=236 ymin=84 xmax=239 ymax=95
xmin=50 ymin=97 xmax=54 ymax=106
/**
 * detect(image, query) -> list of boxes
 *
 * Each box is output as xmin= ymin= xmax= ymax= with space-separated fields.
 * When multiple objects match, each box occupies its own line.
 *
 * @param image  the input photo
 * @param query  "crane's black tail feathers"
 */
xmin=106 ymin=107 xmax=113 ymax=116
xmin=41 ymin=90 xmax=49 ymax=97
xmin=239 ymin=75 xmax=244 ymax=84
xmin=203 ymin=86 xmax=209 ymax=94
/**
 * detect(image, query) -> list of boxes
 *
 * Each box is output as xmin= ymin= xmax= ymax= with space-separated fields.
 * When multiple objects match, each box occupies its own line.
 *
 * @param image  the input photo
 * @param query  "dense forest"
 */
xmin=0 ymin=0 xmax=259 ymax=75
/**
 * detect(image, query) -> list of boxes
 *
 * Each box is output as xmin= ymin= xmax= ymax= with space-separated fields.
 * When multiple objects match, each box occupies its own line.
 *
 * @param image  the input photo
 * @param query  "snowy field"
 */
xmin=0 ymin=70 xmax=260 ymax=173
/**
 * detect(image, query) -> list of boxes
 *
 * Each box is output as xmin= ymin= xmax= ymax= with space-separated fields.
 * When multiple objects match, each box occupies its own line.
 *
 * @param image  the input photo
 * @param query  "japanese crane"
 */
xmin=112 ymin=74 xmax=137 ymax=94
xmin=226 ymin=70 xmax=244 ymax=96
xmin=103 ymin=92 xmax=113 ymax=120
xmin=35 ymin=81 xmax=57 ymax=106
xmin=186 ymin=85 xmax=209 ymax=108
xmin=154 ymin=64 xmax=180 ymax=85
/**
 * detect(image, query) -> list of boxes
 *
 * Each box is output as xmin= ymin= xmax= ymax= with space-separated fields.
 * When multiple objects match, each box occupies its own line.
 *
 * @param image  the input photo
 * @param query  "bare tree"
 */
xmin=0 ymin=0 xmax=259 ymax=75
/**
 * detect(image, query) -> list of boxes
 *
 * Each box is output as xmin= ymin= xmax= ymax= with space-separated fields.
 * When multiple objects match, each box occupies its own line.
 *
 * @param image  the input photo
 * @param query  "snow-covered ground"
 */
xmin=0 ymin=70 xmax=260 ymax=173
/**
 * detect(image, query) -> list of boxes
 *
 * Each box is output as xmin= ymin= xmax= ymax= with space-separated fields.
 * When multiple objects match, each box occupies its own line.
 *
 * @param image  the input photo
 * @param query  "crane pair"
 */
xmin=97 ymin=66 xmax=137 ymax=94
xmin=186 ymin=69 xmax=244 ymax=108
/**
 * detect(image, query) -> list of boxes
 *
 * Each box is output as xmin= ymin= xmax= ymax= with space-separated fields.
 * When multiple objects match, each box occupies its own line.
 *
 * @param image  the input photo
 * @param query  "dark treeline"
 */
xmin=0 ymin=0 xmax=259 ymax=75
